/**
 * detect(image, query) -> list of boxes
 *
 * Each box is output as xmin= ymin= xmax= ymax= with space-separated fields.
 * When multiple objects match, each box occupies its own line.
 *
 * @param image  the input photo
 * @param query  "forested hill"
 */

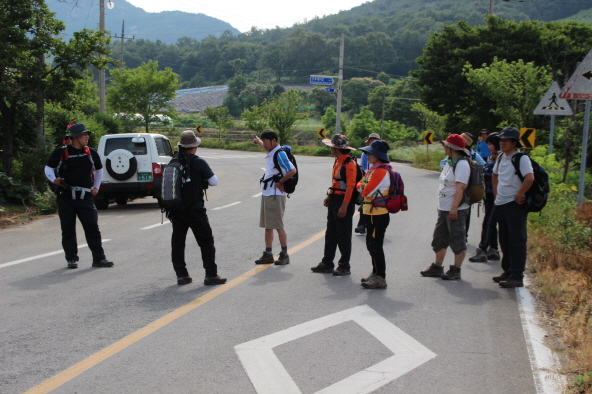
xmin=47 ymin=0 xmax=239 ymax=44
xmin=70 ymin=0 xmax=591 ymax=89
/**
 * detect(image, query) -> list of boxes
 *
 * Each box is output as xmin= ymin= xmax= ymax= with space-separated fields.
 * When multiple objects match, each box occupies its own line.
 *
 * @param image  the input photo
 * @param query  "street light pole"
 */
xmin=335 ymin=33 xmax=344 ymax=134
xmin=99 ymin=0 xmax=106 ymax=113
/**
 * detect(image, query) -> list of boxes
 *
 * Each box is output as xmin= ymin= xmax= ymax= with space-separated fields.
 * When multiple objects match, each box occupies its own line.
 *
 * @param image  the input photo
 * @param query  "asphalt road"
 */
xmin=1 ymin=148 xmax=537 ymax=394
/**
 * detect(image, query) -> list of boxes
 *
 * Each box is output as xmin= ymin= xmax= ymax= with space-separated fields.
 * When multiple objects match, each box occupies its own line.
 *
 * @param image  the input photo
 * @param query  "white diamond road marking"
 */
xmin=235 ymin=305 xmax=436 ymax=394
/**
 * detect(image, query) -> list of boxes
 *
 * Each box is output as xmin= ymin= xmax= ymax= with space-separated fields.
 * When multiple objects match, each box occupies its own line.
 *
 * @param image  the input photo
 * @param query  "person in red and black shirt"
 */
xmin=311 ymin=134 xmax=358 ymax=276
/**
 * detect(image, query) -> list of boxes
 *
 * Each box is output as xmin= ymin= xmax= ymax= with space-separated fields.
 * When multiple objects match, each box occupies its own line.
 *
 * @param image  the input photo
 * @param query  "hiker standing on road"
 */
xmin=311 ymin=134 xmax=358 ymax=276
xmin=253 ymin=130 xmax=297 ymax=265
xmin=492 ymin=127 xmax=534 ymax=288
xmin=354 ymin=132 xmax=380 ymax=235
xmin=469 ymin=132 xmax=501 ymax=263
xmin=166 ymin=130 xmax=226 ymax=286
xmin=44 ymin=123 xmax=113 ymax=269
xmin=357 ymin=140 xmax=397 ymax=289
xmin=420 ymin=134 xmax=470 ymax=280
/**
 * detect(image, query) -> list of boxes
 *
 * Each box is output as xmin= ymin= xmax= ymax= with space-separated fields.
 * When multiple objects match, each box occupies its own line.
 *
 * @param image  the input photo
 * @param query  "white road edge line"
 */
xmin=252 ymin=192 xmax=262 ymax=198
xmin=211 ymin=201 xmax=242 ymax=210
xmin=0 ymin=240 xmax=112 ymax=269
xmin=518 ymin=276 xmax=566 ymax=394
xmin=141 ymin=222 xmax=171 ymax=230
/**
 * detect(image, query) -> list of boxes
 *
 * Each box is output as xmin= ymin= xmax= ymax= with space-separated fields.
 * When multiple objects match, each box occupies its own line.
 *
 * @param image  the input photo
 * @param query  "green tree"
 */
xmin=322 ymin=107 xmax=337 ymax=132
xmin=242 ymin=105 xmax=268 ymax=134
xmin=0 ymin=0 xmax=110 ymax=175
xmin=203 ymin=106 xmax=234 ymax=141
xmin=107 ymin=61 xmax=179 ymax=133
xmin=347 ymin=108 xmax=381 ymax=147
xmin=382 ymin=121 xmax=419 ymax=142
xmin=263 ymin=90 xmax=305 ymax=144
xmin=342 ymin=78 xmax=385 ymax=112
xmin=413 ymin=16 xmax=592 ymax=134
xmin=309 ymin=87 xmax=337 ymax=116
xmin=411 ymin=103 xmax=448 ymax=141
xmin=463 ymin=58 xmax=552 ymax=129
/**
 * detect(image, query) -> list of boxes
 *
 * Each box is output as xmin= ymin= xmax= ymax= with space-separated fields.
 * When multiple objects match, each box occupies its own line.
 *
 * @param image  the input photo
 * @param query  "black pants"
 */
xmin=496 ymin=201 xmax=528 ymax=280
xmin=356 ymin=205 xmax=367 ymax=228
xmin=322 ymin=194 xmax=355 ymax=268
xmin=171 ymin=208 xmax=217 ymax=278
xmin=366 ymin=213 xmax=390 ymax=278
xmin=57 ymin=196 xmax=105 ymax=262
xmin=478 ymin=195 xmax=498 ymax=251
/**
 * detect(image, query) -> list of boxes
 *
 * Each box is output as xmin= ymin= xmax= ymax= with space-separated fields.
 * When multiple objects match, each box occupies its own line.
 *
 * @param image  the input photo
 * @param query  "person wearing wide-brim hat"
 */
xmin=166 ymin=130 xmax=227 ymax=286
xmin=356 ymin=139 xmax=403 ymax=289
xmin=490 ymin=126 xmax=533 ymax=288
xmin=311 ymin=134 xmax=358 ymax=276
xmin=421 ymin=134 xmax=471 ymax=281
xmin=44 ymin=123 xmax=114 ymax=269
xmin=356 ymin=132 xmax=382 ymax=235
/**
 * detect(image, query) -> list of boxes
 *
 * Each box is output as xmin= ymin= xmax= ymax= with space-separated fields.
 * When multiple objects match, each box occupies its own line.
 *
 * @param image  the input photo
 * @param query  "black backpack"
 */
xmin=511 ymin=153 xmax=549 ymax=213
xmin=272 ymin=146 xmax=298 ymax=195
xmin=334 ymin=156 xmax=364 ymax=204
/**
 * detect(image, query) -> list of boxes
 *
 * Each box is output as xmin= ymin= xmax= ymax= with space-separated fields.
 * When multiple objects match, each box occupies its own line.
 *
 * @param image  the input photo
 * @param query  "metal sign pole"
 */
xmin=549 ymin=114 xmax=555 ymax=154
xmin=578 ymin=100 xmax=590 ymax=206
xmin=335 ymin=33 xmax=345 ymax=134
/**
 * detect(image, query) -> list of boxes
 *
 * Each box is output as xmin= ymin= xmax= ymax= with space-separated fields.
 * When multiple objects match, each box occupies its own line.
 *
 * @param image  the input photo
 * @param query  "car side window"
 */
xmin=105 ymin=138 xmax=147 ymax=156
xmin=155 ymin=137 xmax=174 ymax=157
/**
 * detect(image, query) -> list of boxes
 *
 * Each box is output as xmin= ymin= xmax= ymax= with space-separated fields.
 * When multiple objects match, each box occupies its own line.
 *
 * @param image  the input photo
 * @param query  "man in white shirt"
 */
xmin=253 ymin=130 xmax=297 ymax=265
xmin=492 ymin=127 xmax=534 ymax=288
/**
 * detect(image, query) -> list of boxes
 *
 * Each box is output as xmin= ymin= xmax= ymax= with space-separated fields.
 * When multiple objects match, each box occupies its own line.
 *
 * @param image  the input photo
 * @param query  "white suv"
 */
xmin=95 ymin=133 xmax=173 ymax=209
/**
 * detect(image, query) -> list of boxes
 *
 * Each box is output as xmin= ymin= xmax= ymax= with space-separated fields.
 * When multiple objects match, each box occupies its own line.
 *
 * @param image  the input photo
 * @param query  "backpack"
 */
xmin=334 ymin=156 xmax=364 ymax=204
xmin=49 ymin=146 xmax=95 ymax=194
xmin=272 ymin=146 xmax=298 ymax=195
xmin=453 ymin=157 xmax=484 ymax=204
xmin=161 ymin=153 xmax=185 ymax=207
xmin=369 ymin=164 xmax=408 ymax=213
xmin=510 ymin=153 xmax=549 ymax=213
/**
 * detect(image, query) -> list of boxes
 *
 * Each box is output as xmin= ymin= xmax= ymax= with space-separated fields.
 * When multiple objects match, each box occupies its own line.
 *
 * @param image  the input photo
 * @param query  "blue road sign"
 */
xmin=324 ymin=88 xmax=336 ymax=93
xmin=310 ymin=76 xmax=334 ymax=85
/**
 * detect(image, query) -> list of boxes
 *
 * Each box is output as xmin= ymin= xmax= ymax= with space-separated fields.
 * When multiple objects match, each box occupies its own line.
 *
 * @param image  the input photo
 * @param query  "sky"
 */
xmin=125 ymin=0 xmax=369 ymax=32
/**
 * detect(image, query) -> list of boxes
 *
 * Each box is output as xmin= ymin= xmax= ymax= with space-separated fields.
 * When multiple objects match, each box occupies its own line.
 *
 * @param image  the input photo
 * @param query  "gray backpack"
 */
xmin=161 ymin=153 xmax=184 ymax=207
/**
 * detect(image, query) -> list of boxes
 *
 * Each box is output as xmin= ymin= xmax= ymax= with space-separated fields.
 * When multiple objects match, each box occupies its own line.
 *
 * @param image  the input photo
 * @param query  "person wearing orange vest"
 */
xmin=311 ymin=134 xmax=358 ymax=276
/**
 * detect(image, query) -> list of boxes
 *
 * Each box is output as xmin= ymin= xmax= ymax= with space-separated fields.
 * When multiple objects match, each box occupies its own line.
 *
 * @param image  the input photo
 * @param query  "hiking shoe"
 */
xmin=468 ymin=248 xmax=487 ymax=263
xmin=92 ymin=259 xmax=114 ymax=267
xmin=333 ymin=266 xmax=351 ymax=276
xmin=441 ymin=265 xmax=461 ymax=280
xmin=493 ymin=272 xmax=510 ymax=283
xmin=354 ymin=225 xmax=366 ymax=234
xmin=420 ymin=263 xmax=444 ymax=277
xmin=177 ymin=276 xmax=192 ymax=285
xmin=499 ymin=278 xmax=524 ymax=288
xmin=362 ymin=275 xmax=387 ymax=289
xmin=486 ymin=247 xmax=501 ymax=260
xmin=67 ymin=260 xmax=78 ymax=269
xmin=311 ymin=262 xmax=334 ymax=273
xmin=361 ymin=273 xmax=376 ymax=283
xmin=275 ymin=252 xmax=290 ymax=265
xmin=255 ymin=252 xmax=274 ymax=264
xmin=204 ymin=275 xmax=227 ymax=285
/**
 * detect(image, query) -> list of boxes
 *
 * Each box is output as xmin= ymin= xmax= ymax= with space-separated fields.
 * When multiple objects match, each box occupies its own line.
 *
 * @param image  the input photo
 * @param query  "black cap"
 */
xmin=498 ymin=127 xmax=522 ymax=148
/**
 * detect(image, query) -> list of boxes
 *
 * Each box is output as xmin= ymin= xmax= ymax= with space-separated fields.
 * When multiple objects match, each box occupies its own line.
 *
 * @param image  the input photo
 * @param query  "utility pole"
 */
xmin=36 ymin=16 xmax=45 ymax=149
xmin=99 ymin=0 xmax=106 ymax=113
xmin=335 ymin=33 xmax=345 ymax=134
xmin=115 ymin=20 xmax=134 ymax=67
xmin=488 ymin=0 xmax=494 ymax=14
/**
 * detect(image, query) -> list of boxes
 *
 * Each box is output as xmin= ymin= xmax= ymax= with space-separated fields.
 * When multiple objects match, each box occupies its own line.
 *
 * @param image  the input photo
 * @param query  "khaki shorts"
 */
xmin=260 ymin=195 xmax=286 ymax=229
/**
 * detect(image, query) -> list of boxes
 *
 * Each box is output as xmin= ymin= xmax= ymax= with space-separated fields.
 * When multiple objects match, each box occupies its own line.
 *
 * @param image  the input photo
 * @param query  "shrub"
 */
xmin=34 ymin=191 xmax=57 ymax=215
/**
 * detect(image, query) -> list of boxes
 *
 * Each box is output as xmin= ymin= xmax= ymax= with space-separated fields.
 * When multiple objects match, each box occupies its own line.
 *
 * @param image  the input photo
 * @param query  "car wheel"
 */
xmin=115 ymin=197 xmax=128 ymax=205
xmin=106 ymin=149 xmax=137 ymax=181
xmin=95 ymin=199 xmax=109 ymax=210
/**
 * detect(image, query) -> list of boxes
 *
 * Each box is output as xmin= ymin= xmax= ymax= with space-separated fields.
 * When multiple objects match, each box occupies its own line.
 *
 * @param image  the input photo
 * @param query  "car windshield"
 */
xmin=104 ymin=138 xmax=147 ymax=156
xmin=155 ymin=137 xmax=173 ymax=157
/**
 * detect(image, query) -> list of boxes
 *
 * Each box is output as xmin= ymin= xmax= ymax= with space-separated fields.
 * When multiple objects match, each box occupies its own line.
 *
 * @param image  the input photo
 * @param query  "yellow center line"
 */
xmin=23 ymin=229 xmax=326 ymax=394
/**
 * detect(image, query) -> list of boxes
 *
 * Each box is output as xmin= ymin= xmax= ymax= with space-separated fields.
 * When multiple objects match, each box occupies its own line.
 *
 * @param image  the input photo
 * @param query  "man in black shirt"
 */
xmin=45 ymin=123 xmax=113 ymax=269
xmin=165 ymin=130 xmax=226 ymax=286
